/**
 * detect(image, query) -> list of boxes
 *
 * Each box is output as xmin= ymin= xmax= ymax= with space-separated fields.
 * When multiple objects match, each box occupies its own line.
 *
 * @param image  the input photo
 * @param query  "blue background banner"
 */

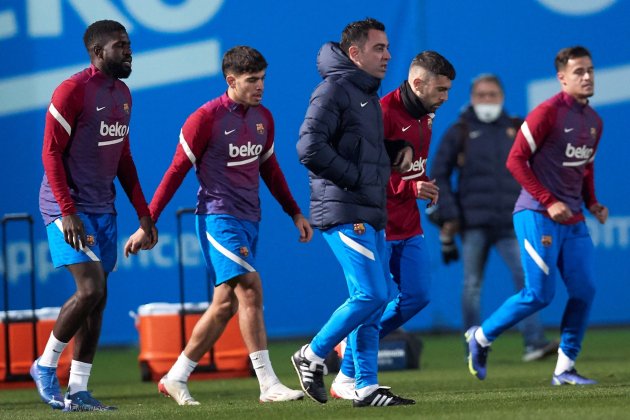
xmin=1 ymin=0 xmax=628 ymax=345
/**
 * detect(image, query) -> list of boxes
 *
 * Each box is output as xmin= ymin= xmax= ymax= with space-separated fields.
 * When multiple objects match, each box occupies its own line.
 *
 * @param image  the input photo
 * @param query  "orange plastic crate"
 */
xmin=135 ymin=303 xmax=251 ymax=382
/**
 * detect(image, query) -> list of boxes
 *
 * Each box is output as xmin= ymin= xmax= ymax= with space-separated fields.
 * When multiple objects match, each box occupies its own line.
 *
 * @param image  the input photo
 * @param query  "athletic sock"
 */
xmin=475 ymin=328 xmax=492 ymax=347
xmin=554 ymin=348 xmax=575 ymax=375
xmin=356 ymin=384 xmax=379 ymax=399
xmin=304 ymin=345 xmax=325 ymax=364
xmin=333 ymin=370 xmax=355 ymax=384
xmin=38 ymin=332 xmax=68 ymax=368
xmin=167 ymin=352 xmax=198 ymax=382
xmin=67 ymin=360 xmax=92 ymax=394
xmin=250 ymin=350 xmax=279 ymax=392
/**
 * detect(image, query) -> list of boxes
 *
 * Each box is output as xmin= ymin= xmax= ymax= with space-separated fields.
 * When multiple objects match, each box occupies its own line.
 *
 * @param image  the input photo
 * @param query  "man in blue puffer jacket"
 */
xmin=291 ymin=18 xmax=415 ymax=408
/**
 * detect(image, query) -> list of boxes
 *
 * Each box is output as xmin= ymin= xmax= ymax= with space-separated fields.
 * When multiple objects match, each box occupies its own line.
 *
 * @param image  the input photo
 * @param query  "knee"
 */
xmin=524 ymin=288 xmax=553 ymax=309
xmin=76 ymin=285 xmax=105 ymax=307
xmin=571 ymin=281 xmax=596 ymax=304
xmin=362 ymin=288 xmax=389 ymax=311
xmin=212 ymin=298 xmax=238 ymax=323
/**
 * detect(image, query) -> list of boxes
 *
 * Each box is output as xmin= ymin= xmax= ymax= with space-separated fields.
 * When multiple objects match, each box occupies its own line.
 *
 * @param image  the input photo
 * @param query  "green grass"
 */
xmin=1 ymin=328 xmax=629 ymax=419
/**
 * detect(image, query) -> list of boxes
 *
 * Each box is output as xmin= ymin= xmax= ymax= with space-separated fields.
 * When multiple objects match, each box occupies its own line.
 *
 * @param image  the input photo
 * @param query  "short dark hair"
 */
xmin=555 ymin=46 xmax=591 ymax=71
xmin=471 ymin=73 xmax=503 ymax=93
xmin=222 ymin=46 xmax=267 ymax=77
xmin=340 ymin=17 xmax=385 ymax=55
xmin=83 ymin=20 xmax=127 ymax=52
xmin=410 ymin=50 xmax=456 ymax=81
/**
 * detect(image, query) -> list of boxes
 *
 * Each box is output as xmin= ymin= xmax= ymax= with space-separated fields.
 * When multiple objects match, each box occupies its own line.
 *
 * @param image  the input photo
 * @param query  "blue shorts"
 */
xmin=46 ymin=213 xmax=117 ymax=272
xmin=196 ymin=214 xmax=259 ymax=286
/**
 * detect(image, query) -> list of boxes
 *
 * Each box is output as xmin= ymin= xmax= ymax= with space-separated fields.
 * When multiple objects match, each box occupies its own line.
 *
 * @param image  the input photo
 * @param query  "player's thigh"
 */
xmin=558 ymin=222 xmax=595 ymax=298
xmin=322 ymin=223 xmax=389 ymax=300
xmin=395 ymin=234 xmax=431 ymax=297
xmin=513 ymin=210 xmax=561 ymax=299
xmin=196 ymin=214 xmax=259 ymax=287
xmin=46 ymin=213 xmax=112 ymax=271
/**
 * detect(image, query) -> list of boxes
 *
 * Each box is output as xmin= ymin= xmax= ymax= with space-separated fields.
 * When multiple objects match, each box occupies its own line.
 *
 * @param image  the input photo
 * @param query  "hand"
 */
xmin=441 ymin=220 xmax=460 ymax=237
xmin=124 ymin=228 xmax=149 ymax=257
xmin=589 ymin=203 xmax=608 ymax=224
xmin=293 ymin=213 xmax=313 ymax=243
xmin=547 ymin=201 xmax=573 ymax=223
xmin=139 ymin=216 xmax=158 ymax=249
xmin=62 ymin=214 xmax=86 ymax=251
xmin=439 ymin=233 xmax=459 ymax=264
xmin=392 ymin=146 xmax=413 ymax=173
xmin=416 ymin=179 xmax=439 ymax=205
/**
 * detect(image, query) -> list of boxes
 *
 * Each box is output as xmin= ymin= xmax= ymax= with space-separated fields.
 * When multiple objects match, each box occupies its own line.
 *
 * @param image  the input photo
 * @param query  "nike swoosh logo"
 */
xmin=96 ymin=106 xmax=106 ymax=111
xmin=564 ymin=128 xmax=574 ymax=133
xmin=360 ymin=101 xmax=368 ymax=107
xmin=402 ymin=125 xmax=411 ymax=132
xmin=52 ymin=349 xmax=61 ymax=353
xmin=224 ymin=129 xmax=236 ymax=135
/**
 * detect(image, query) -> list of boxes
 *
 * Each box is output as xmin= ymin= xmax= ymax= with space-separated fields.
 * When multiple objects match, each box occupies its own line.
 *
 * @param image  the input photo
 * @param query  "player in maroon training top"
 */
xmin=32 ymin=20 xmax=156 ymax=411
xmin=125 ymin=46 xmax=312 ymax=405
xmin=466 ymin=46 xmax=608 ymax=386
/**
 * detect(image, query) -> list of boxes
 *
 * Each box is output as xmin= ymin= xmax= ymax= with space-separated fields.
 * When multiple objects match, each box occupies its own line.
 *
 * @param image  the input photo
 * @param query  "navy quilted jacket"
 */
xmin=297 ymin=42 xmax=391 ymax=230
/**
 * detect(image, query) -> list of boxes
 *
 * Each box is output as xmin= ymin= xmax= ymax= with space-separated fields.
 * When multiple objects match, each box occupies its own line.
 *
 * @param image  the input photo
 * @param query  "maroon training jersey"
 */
xmin=149 ymin=93 xmax=300 ymax=223
xmin=39 ymin=65 xmax=150 ymax=225
xmin=381 ymin=88 xmax=433 ymax=240
xmin=507 ymin=91 xmax=602 ymax=224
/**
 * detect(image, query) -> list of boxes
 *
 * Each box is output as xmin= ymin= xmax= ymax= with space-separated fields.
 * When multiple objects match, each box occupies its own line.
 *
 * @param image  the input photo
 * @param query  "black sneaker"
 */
xmin=291 ymin=344 xmax=328 ymax=404
xmin=353 ymin=386 xmax=415 ymax=407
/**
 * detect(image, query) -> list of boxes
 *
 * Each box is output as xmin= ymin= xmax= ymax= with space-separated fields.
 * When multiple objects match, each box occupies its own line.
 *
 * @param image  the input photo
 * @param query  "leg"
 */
xmin=67 ymin=267 xmax=108 ymax=364
xmin=557 ymin=222 xmax=596 ymax=361
xmin=467 ymin=211 xmax=560 ymax=381
xmin=231 ymin=273 xmax=303 ymax=402
xmin=481 ymin=212 xmax=559 ymax=341
xmin=461 ymin=229 xmax=491 ymax=330
xmin=495 ymin=233 xmax=548 ymax=350
xmin=293 ymin=225 xmax=389 ymax=403
xmin=379 ymin=235 xmax=431 ymax=338
xmin=551 ymin=227 xmax=597 ymax=386
xmin=184 ymin=282 xmax=238 ymax=361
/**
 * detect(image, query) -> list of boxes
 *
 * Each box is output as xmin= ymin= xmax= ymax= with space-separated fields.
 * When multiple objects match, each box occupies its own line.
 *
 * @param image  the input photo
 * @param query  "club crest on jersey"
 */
xmin=256 ymin=123 xmax=265 ymax=134
xmin=86 ymin=235 xmax=96 ymax=246
xmin=353 ymin=223 xmax=366 ymax=235
xmin=506 ymin=127 xmax=516 ymax=138
xmin=239 ymin=246 xmax=249 ymax=257
xmin=541 ymin=235 xmax=552 ymax=247
xmin=590 ymin=127 xmax=597 ymax=140
xmin=123 ymin=103 xmax=130 ymax=114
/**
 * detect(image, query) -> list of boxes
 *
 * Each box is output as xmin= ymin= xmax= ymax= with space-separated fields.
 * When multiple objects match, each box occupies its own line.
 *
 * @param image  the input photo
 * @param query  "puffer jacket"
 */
xmin=430 ymin=105 xmax=522 ymax=230
xmin=297 ymin=42 xmax=391 ymax=230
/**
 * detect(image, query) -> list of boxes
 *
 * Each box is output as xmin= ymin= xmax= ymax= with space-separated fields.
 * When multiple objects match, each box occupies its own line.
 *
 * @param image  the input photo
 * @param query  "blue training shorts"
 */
xmin=196 ymin=214 xmax=259 ymax=286
xmin=46 ymin=213 xmax=117 ymax=272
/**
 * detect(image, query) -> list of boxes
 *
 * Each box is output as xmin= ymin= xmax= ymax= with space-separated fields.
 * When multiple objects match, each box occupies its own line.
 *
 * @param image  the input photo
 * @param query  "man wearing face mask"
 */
xmin=431 ymin=74 xmax=557 ymax=362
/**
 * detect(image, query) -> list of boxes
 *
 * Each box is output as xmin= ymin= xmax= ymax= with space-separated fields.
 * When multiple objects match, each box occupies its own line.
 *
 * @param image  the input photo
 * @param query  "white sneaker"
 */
xmin=330 ymin=379 xmax=356 ymax=400
xmin=158 ymin=376 xmax=200 ymax=406
xmin=260 ymin=382 xmax=304 ymax=402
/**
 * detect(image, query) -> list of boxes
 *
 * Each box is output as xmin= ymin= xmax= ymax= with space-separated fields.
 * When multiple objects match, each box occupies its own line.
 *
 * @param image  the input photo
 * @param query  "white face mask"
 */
xmin=473 ymin=103 xmax=502 ymax=123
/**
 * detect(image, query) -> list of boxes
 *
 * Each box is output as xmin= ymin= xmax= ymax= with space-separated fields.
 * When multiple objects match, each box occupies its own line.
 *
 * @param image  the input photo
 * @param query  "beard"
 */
xmin=104 ymin=60 xmax=132 ymax=79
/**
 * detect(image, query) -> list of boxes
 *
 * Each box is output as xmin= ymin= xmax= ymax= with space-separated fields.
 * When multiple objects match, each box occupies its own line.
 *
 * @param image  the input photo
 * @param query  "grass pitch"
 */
xmin=1 ymin=328 xmax=629 ymax=419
